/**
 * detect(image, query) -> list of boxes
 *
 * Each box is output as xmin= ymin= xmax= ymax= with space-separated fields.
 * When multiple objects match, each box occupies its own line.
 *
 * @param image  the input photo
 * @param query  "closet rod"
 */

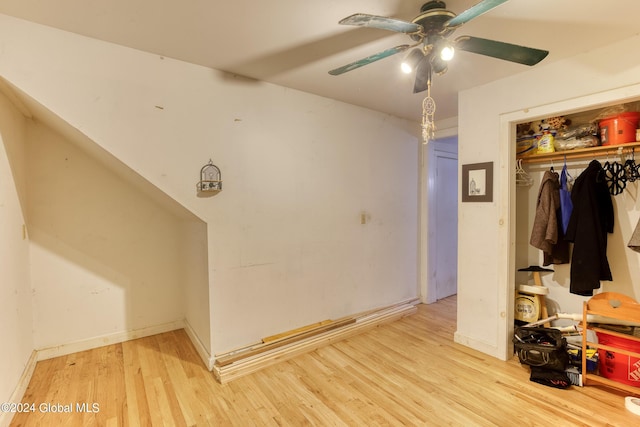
xmin=517 ymin=141 xmax=640 ymax=164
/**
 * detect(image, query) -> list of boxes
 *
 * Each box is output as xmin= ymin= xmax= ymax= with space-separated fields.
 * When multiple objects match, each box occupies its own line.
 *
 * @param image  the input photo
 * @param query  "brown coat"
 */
xmin=530 ymin=170 xmax=570 ymax=265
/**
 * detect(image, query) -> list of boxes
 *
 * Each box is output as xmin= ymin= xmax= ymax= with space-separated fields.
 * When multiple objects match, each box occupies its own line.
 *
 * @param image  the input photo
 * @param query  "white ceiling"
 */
xmin=0 ymin=0 xmax=639 ymax=122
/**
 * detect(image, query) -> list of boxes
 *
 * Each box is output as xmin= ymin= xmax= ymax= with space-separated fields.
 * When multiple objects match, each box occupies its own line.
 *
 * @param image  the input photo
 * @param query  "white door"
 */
xmin=434 ymin=153 xmax=458 ymax=299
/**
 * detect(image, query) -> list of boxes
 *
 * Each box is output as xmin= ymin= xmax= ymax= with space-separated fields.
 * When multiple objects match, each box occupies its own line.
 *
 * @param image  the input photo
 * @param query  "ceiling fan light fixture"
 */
xmin=331 ymin=0 xmax=549 ymax=96
xmin=430 ymin=55 xmax=448 ymax=75
xmin=440 ymin=45 xmax=455 ymax=61
xmin=400 ymin=48 xmax=424 ymax=74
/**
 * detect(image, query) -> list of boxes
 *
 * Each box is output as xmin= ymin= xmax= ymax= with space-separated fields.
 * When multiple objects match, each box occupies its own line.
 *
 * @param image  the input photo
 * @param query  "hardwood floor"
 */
xmin=10 ymin=296 xmax=639 ymax=426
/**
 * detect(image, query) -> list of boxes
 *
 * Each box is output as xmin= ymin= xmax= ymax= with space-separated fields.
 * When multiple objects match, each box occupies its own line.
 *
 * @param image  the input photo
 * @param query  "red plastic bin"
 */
xmin=599 ymin=112 xmax=640 ymax=145
xmin=596 ymin=331 xmax=640 ymax=386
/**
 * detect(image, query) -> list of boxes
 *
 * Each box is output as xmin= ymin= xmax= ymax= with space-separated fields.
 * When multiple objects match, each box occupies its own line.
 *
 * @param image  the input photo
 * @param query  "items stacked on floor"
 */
xmin=514 ymin=266 xmax=552 ymax=327
xmin=513 ymin=326 xmax=571 ymax=389
xmin=514 ymin=292 xmax=640 ymax=395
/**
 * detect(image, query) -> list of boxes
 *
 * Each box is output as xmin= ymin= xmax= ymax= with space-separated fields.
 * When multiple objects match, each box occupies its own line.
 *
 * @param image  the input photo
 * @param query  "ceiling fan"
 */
xmin=328 ymin=0 xmax=549 ymax=94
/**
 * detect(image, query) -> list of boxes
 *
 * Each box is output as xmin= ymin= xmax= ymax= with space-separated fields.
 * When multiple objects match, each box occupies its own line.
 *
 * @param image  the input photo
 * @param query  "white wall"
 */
xmin=0 ymin=13 xmax=420 ymax=359
xmin=181 ymin=219 xmax=211 ymax=356
xmin=206 ymin=103 xmax=419 ymax=350
xmin=0 ymin=91 xmax=33 ymax=411
xmin=25 ymin=120 xmax=189 ymax=350
xmin=457 ymin=34 xmax=640 ymax=359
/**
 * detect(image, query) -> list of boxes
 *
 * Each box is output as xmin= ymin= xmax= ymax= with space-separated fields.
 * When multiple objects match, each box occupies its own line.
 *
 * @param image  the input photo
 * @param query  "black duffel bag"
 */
xmin=513 ymin=326 xmax=569 ymax=372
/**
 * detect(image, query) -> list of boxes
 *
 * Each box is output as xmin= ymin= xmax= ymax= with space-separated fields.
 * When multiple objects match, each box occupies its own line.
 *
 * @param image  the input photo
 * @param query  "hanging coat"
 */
xmin=565 ymin=160 xmax=614 ymax=296
xmin=530 ymin=170 xmax=570 ymax=266
xmin=559 ymin=164 xmax=573 ymax=235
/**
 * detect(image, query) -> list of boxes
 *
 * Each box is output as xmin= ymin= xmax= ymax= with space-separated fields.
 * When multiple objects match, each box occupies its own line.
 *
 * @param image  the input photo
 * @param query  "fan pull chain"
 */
xmin=421 ymin=82 xmax=436 ymax=144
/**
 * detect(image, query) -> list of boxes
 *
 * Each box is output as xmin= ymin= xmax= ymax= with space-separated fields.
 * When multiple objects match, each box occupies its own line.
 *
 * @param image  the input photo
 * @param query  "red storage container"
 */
xmin=596 ymin=331 xmax=640 ymax=386
xmin=599 ymin=112 xmax=640 ymax=145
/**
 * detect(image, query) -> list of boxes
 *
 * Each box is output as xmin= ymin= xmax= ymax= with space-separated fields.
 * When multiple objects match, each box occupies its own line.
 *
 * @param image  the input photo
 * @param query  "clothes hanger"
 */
xmin=561 ymin=155 xmax=573 ymax=191
xmin=515 ymin=158 xmax=534 ymax=187
xmin=603 ymin=149 xmax=627 ymax=195
xmin=624 ymin=148 xmax=640 ymax=182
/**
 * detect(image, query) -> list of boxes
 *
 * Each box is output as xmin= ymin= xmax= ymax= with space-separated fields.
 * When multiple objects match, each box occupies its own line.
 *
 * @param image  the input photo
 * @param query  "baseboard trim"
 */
xmin=3 ymin=319 xmax=212 ymax=426
xmin=453 ymin=331 xmax=504 ymax=360
xmin=184 ymin=320 xmax=214 ymax=371
xmin=36 ymin=320 xmax=185 ymax=361
xmin=213 ymin=300 xmax=419 ymax=384
xmin=0 ymin=350 xmax=38 ymax=427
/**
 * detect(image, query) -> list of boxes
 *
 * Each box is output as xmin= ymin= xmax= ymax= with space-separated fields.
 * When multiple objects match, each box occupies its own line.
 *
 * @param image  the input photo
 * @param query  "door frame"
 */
xmin=497 ymin=84 xmax=640 ymax=359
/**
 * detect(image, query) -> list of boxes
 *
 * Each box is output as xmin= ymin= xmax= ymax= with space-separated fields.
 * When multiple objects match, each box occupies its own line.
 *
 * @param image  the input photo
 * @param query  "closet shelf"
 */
xmin=517 ymin=142 xmax=640 ymax=164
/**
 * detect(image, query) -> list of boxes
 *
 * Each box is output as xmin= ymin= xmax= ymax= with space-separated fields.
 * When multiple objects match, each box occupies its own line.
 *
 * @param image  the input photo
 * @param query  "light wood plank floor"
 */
xmin=10 ymin=296 xmax=639 ymax=426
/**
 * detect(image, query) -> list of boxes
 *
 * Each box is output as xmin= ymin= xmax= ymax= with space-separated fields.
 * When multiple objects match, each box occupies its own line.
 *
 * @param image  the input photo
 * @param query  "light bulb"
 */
xmin=400 ymin=49 xmax=424 ymax=74
xmin=440 ymin=46 xmax=455 ymax=61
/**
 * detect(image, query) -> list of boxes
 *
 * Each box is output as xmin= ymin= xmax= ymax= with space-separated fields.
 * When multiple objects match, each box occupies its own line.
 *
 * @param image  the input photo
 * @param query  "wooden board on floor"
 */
xmin=213 ymin=302 xmax=418 ymax=383
xmin=262 ymin=319 xmax=334 ymax=343
xmin=215 ymin=318 xmax=356 ymax=367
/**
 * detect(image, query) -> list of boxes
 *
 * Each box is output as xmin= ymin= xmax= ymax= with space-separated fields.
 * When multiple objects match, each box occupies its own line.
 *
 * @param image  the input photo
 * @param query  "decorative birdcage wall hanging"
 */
xmin=197 ymin=160 xmax=222 ymax=197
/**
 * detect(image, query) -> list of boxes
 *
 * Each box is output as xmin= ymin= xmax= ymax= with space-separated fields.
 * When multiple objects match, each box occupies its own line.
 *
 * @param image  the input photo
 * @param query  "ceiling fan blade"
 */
xmin=455 ymin=36 xmax=549 ymax=66
xmin=328 ymin=44 xmax=411 ymax=75
xmin=413 ymin=57 xmax=432 ymax=94
xmin=339 ymin=14 xmax=423 ymax=35
xmin=444 ymin=0 xmax=508 ymax=28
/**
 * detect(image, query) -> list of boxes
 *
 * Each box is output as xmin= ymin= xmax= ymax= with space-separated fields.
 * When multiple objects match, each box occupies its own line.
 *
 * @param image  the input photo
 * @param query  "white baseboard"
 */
xmin=36 ymin=320 xmax=185 ymax=361
xmin=184 ymin=319 xmax=215 ymax=370
xmin=453 ymin=331 xmax=505 ymax=360
xmin=214 ymin=300 xmax=419 ymax=384
xmin=2 ymin=319 xmax=213 ymax=427
xmin=0 ymin=350 xmax=38 ymax=427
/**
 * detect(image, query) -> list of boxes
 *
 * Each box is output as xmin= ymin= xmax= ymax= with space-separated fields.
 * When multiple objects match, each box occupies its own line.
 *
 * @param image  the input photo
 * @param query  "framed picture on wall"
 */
xmin=462 ymin=162 xmax=493 ymax=202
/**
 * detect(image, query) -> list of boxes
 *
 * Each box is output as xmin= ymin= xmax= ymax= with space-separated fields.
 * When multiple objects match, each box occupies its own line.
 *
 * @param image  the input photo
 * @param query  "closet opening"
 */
xmin=502 ymin=91 xmax=640 ymax=359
